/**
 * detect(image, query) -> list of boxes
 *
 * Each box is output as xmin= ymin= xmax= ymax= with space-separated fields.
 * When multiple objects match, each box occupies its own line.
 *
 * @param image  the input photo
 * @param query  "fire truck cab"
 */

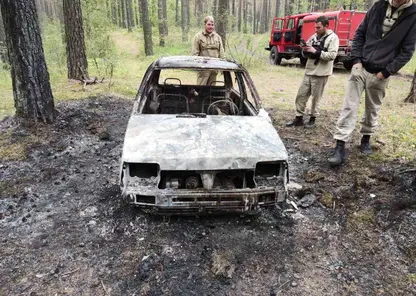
xmin=266 ymin=10 xmax=366 ymax=69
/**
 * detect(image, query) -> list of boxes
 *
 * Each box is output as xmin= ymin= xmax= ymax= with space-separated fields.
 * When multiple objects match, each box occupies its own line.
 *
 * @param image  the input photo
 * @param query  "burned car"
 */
xmin=119 ymin=56 xmax=289 ymax=214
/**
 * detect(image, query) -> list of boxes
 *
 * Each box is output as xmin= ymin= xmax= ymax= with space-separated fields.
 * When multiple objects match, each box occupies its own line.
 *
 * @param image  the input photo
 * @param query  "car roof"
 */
xmin=153 ymin=56 xmax=244 ymax=71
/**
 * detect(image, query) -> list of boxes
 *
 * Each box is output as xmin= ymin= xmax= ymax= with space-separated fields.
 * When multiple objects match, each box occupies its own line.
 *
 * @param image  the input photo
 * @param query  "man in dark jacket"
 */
xmin=328 ymin=0 xmax=416 ymax=166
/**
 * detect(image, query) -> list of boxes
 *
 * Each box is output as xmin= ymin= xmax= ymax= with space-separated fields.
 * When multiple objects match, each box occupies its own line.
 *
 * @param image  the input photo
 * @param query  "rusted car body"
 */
xmin=119 ymin=56 xmax=289 ymax=214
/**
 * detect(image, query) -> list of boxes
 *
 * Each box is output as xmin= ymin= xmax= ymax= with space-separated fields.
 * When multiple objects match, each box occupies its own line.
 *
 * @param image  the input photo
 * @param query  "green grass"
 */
xmin=402 ymin=53 xmax=416 ymax=76
xmin=0 ymin=69 xmax=13 ymax=119
xmin=0 ymin=130 xmax=39 ymax=161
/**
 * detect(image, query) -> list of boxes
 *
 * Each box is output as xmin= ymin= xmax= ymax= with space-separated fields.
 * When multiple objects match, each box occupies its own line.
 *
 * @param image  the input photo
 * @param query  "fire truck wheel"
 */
xmin=269 ymin=47 xmax=283 ymax=65
xmin=269 ymin=47 xmax=277 ymax=64
xmin=343 ymin=60 xmax=353 ymax=70
xmin=276 ymin=53 xmax=283 ymax=65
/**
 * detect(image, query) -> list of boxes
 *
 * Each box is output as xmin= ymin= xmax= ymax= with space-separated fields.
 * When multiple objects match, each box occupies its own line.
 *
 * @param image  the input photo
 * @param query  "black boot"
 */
xmin=304 ymin=116 xmax=316 ymax=128
xmin=360 ymin=135 xmax=373 ymax=155
xmin=328 ymin=140 xmax=346 ymax=166
xmin=286 ymin=116 xmax=304 ymax=127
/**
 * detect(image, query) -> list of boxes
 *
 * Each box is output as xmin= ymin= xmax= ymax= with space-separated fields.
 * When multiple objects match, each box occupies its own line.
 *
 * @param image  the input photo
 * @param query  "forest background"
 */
xmin=0 ymin=0 xmax=415 ymax=161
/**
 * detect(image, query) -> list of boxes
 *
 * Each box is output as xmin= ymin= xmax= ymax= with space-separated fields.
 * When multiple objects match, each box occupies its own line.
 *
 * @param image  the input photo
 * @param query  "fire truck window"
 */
xmin=296 ymin=19 xmax=303 ymax=43
xmin=274 ymin=19 xmax=283 ymax=30
xmin=287 ymin=18 xmax=295 ymax=30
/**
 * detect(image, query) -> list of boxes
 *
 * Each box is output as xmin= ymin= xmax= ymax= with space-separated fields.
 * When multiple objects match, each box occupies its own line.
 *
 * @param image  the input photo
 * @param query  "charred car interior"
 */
xmin=120 ymin=56 xmax=289 ymax=214
xmin=141 ymin=69 xmax=257 ymax=116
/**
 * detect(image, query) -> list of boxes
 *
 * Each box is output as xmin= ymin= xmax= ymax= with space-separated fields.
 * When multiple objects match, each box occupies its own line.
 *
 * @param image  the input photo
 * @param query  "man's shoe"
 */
xmin=304 ymin=116 xmax=316 ymax=128
xmin=360 ymin=136 xmax=373 ymax=155
xmin=286 ymin=116 xmax=304 ymax=127
xmin=328 ymin=141 xmax=346 ymax=166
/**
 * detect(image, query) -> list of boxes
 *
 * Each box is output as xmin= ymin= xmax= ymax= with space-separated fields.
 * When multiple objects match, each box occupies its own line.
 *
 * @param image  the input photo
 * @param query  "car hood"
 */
xmin=122 ymin=114 xmax=288 ymax=170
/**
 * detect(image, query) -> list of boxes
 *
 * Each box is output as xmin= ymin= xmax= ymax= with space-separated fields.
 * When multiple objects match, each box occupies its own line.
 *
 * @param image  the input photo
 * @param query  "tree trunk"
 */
xmin=117 ymin=0 xmax=123 ymax=27
xmin=0 ymin=4 xmax=4 ymax=42
xmin=213 ymin=0 xmax=218 ymax=21
xmin=231 ymin=0 xmax=235 ymax=31
xmin=217 ymin=0 xmax=228 ymax=46
xmin=0 ymin=4 xmax=7 ymax=64
xmin=243 ymin=0 xmax=247 ymax=34
xmin=162 ymin=0 xmax=168 ymax=36
xmin=63 ymin=0 xmax=88 ymax=81
xmin=120 ymin=0 xmax=126 ymax=28
xmin=1 ymin=0 xmax=55 ymax=123
xmin=275 ymin=0 xmax=280 ymax=17
xmin=125 ymin=0 xmax=134 ymax=32
xmin=187 ymin=0 xmax=190 ymax=27
xmin=35 ymin=0 xmax=42 ymax=16
xmin=140 ymin=0 xmax=153 ymax=55
xmin=56 ymin=0 xmax=64 ymax=24
xmin=262 ymin=0 xmax=268 ymax=33
xmin=106 ymin=0 xmax=110 ymax=17
xmin=111 ymin=0 xmax=118 ymax=25
xmin=309 ymin=0 xmax=315 ymax=12
xmin=44 ymin=0 xmax=57 ymax=19
xmin=181 ymin=0 xmax=189 ymax=42
xmin=135 ymin=0 xmax=141 ymax=27
xmin=252 ymin=0 xmax=256 ymax=34
xmin=176 ymin=0 xmax=180 ymax=25
xmin=237 ymin=0 xmax=242 ymax=32
xmin=195 ymin=0 xmax=202 ymax=26
xmin=404 ymin=70 xmax=416 ymax=103
xmin=319 ymin=0 xmax=328 ymax=10
xmin=158 ymin=0 xmax=165 ymax=46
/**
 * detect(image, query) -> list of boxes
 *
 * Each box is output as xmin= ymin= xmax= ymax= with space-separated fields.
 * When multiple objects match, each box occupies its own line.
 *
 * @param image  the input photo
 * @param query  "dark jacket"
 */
xmin=352 ymin=0 xmax=416 ymax=78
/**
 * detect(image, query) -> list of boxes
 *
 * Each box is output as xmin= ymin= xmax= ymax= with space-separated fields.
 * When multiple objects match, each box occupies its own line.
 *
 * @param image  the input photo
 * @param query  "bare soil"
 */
xmin=0 ymin=96 xmax=415 ymax=296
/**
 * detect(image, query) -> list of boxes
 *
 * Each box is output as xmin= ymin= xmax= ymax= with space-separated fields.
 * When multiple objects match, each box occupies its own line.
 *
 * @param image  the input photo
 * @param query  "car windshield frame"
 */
xmin=135 ymin=57 xmax=262 ymax=116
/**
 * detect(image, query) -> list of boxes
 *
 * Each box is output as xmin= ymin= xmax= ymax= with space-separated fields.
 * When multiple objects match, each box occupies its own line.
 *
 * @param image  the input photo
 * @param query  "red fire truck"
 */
xmin=265 ymin=10 xmax=366 ymax=69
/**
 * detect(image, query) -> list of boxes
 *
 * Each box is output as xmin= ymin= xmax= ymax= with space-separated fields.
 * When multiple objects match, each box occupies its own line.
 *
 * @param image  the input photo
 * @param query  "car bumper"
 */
xmin=124 ymin=188 xmax=287 ymax=214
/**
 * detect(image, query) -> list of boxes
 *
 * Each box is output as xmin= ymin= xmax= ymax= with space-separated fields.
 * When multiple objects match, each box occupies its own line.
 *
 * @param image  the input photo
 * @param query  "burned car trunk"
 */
xmin=120 ymin=56 xmax=289 ymax=214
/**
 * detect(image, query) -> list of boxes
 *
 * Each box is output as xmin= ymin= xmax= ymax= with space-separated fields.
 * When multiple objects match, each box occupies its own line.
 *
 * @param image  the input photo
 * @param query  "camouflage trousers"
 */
xmin=295 ymin=74 xmax=329 ymax=117
xmin=334 ymin=67 xmax=388 ymax=142
xmin=197 ymin=70 xmax=218 ymax=86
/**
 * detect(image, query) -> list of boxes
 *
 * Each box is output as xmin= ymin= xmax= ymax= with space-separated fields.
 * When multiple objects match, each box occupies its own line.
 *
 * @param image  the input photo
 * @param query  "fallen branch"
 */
xmin=149 ymin=242 xmax=165 ymax=247
xmin=398 ymin=169 xmax=416 ymax=174
xmin=81 ymin=77 xmax=105 ymax=90
xmin=83 ymin=77 xmax=98 ymax=85
xmin=375 ymin=139 xmax=386 ymax=146
xmin=101 ymin=279 xmax=110 ymax=296
xmin=61 ymin=268 xmax=80 ymax=277
xmin=275 ymin=280 xmax=290 ymax=294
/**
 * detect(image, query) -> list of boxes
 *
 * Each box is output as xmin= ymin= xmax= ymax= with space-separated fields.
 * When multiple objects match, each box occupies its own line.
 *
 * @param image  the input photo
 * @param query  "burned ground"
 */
xmin=0 ymin=96 xmax=415 ymax=295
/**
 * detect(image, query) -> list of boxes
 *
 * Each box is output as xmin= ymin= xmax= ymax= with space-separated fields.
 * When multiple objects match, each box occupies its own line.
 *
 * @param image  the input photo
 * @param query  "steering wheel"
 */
xmin=207 ymin=100 xmax=239 ymax=115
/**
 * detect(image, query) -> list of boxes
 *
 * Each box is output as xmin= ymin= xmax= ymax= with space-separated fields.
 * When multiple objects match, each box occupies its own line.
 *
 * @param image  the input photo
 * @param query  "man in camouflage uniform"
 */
xmin=192 ymin=16 xmax=225 ymax=85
